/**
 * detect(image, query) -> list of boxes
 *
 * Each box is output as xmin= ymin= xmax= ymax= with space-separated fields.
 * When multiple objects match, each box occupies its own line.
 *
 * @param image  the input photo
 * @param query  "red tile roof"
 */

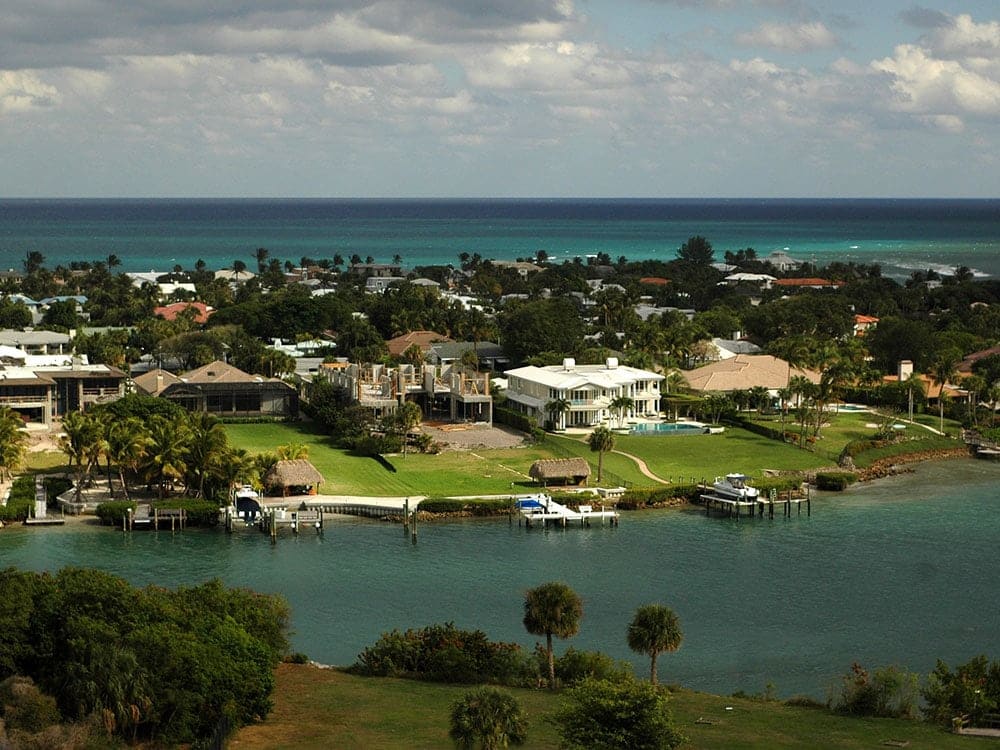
xmin=154 ymin=301 xmax=214 ymax=324
xmin=773 ymin=278 xmax=842 ymax=287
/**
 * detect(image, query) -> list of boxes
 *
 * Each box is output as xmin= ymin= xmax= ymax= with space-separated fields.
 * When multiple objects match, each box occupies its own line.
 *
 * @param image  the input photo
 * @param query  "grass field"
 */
xmin=230 ymin=664 xmax=975 ymax=750
xmin=224 ymin=414 xmax=968 ymax=498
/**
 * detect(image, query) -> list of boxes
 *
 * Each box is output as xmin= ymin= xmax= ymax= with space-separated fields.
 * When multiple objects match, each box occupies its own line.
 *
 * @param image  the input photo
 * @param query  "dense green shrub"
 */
xmin=351 ymin=622 xmax=533 ymax=686
xmin=43 ymin=476 xmax=72 ymax=503
xmin=815 ymin=472 xmax=858 ymax=491
xmin=830 ymin=662 xmax=919 ymax=719
xmin=0 ymin=568 xmax=289 ymax=745
xmin=553 ymin=677 xmax=684 ymax=750
xmin=95 ymin=501 xmax=136 ymax=525
xmin=923 ymin=655 xmax=1000 ymax=726
xmin=0 ymin=475 xmax=36 ymax=522
xmin=550 ymin=647 xmax=632 ymax=686
xmin=0 ymin=675 xmax=62 ymax=733
xmin=620 ymin=484 xmax=701 ymax=508
xmin=418 ymin=498 xmax=512 ymax=515
xmin=726 ymin=416 xmax=786 ymax=442
xmin=156 ymin=499 xmax=220 ymax=527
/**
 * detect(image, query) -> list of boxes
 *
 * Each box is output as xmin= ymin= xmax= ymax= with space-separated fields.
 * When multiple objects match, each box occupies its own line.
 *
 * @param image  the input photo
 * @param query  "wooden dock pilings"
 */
xmin=258 ymin=508 xmax=326 ymax=543
xmin=124 ymin=505 xmax=187 ymax=532
xmin=699 ymin=486 xmax=810 ymax=520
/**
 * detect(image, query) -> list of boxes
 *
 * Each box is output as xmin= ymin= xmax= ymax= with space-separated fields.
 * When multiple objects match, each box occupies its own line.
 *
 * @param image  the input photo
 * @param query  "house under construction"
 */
xmin=319 ymin=362 xmax=492 ymax=424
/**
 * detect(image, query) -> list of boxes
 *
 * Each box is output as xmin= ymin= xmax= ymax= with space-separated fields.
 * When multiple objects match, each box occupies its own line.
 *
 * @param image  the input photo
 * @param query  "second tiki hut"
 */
xmin=529 ymin=458 xmax=591 ymax=487
xmin=264 ymin=459 xmax=324 ymax=497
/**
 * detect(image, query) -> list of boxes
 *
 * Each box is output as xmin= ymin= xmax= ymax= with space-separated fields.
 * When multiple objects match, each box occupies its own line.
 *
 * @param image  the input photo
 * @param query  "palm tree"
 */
xmin=395 ymin=401 xmax=423 ymax=458
xmin=60 ymin=411 xmax=106 ymax=503
xmin=106 ymin=418 xmax=150 ymax=500
xmin=931 ymin=350 xmax=961 ymax=433
xmin=0 ymin=408 xmax=27 ymax=480
xmin=627 ymin=604 xmax=683 ymax=685
xmin=587 ymin=426 xmax=615 ymax=483
xmin=254 ymin=247 xmax=269 ymax=273
xmin=963 ymin=374 xmax=987 ymax=426
xmin=449 ymin=687 xmax=528 ymax=750
xmin=186 ymin=412 xmax=230 ymax=499
xmin=276 ymin=442 xmax=309 ymax=461
xmin=544 ymin=398 xmax=570 ymax=431
xmin=609 ymin=395 xmax=634 ymax=428
xmin=523 ymin=582 xmax=583 ymax=689
xmin=143 ymin=415 xmax=191 ymax=499
xmin=232 ymin=259 xmax=248 ymax=279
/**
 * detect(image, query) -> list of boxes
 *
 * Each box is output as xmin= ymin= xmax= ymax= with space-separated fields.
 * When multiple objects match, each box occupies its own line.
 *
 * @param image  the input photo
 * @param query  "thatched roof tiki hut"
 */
xmin=264 ymin=459 xmax=324 ymax=497
xmin=529 ymin=458 xmax=592 ymax=487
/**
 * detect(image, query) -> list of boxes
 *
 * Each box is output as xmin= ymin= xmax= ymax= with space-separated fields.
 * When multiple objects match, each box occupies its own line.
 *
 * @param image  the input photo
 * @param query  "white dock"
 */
xmin=515 ymin=494 xmax=619 ymax=528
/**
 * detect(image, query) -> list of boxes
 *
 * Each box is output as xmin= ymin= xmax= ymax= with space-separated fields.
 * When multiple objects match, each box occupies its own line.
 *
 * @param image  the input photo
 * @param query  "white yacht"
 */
xmin=712 ymin=473 xmax=759 ymax=500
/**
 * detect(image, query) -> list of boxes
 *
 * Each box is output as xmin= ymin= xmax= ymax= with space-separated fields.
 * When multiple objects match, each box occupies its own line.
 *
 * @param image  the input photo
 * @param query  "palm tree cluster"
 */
xmin=59 ymin=409 xmax=262 ymax=502
xmin=0 ymin=407 xmax=29 ymax=481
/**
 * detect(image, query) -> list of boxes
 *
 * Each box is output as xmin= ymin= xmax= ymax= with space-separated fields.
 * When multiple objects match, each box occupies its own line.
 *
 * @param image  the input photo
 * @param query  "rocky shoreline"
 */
xmin=856 ymin=447 xmax=971 ymax=481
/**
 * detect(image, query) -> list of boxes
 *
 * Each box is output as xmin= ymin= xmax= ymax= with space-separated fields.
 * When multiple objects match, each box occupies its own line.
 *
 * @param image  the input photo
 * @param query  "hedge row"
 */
xmin=493 ymin=406 xmax=537 ymax=434
xmin=725 ymin=416 xmax=787 ymax=442
xmin=94 ymin=499 xmax=220 ymax=527
xmin=620 ymin=475 xmax=803 ymax=509
xmin=418 ymin=498 xmax=512 ymax=515
xmin=0 ymin=475 xmax=36 ymax=522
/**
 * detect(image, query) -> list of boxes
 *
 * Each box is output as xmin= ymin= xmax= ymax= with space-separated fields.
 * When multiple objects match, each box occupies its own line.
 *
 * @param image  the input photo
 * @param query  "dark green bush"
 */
xmin=155 ymin=499 xmax=220 ymax=527
xmin=493 ymin=406 xmax=537 ymax=435
xmin=830 ymin=662 xmax=919 ymax=719
xmin=0 ymin=475 xmax=36 ymax=522
xmin=351 ymin=622 xmax=532 ymax=687
xmin=95 ymin=501 xmax=136 ymax=525
xmin=551 ymin=647 xmax=632 ymax=686
xmin=815 ymin=472 xmax=858 ymax=491
xmin=923 ymin=655 xmax=1000 ymax=726
xmin=418 ymin=499 xmax=511 ymax=515
xmin=0 ymin=675 xmax=62 ymax=732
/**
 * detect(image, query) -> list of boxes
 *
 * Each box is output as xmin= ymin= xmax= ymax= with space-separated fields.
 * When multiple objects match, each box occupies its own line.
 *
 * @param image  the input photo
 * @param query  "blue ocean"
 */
xmin=0 ymin=198 xmax=998 ymax=278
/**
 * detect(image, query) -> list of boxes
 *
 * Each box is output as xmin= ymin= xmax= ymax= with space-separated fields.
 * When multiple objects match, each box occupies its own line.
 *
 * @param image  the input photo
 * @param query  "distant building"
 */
xmin=427 ymin=341 xmax=508 ymax=371
xmin=365 ymin=276 xmax=407 ymax=293
xmin=386 ymin=330 xmax=454 ymax=359
xmin=350 ymin=263 xmax=403 ymax=278
xmin=0 ymin=330 xmax=72 ymax=355
xmin=853 ymin=314 xmax=879 ymax=337
xmin=154 ymin=301 xmax=215 ymax=324
xmin=683 ymin=354 xmax=820 ymax=395
xmin=0 ymin=353 xmax=126 ymax=426
xmin=773 ymin=278 xmax=843 ymax=290
xmin=765 ymin=251 xmax=802 ymax=272
xmin=710 ymin=338 xmax=762 ymax=361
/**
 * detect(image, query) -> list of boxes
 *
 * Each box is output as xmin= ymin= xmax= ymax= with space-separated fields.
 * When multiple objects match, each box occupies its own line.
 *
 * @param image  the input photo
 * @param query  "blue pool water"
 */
xmin=630 ymin=422 xmax=706 ymax=435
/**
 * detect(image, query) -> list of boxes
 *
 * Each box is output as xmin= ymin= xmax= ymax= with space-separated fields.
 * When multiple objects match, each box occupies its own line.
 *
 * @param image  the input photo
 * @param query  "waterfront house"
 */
xmin=0 ymin=353 xmax=126 ymax=426
xmin=156 ymin=360 xmax=298 ymax=418
xmin=504 ymin=358 xmax=663 ymax=430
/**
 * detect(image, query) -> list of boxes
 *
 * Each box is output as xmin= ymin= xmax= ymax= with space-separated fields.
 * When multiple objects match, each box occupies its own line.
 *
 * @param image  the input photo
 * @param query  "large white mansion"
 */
xmin=503 ymin=358 xmax=663 ymax=429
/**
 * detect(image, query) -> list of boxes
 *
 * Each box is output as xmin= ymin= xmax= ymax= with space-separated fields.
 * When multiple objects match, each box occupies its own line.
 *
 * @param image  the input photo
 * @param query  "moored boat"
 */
xmin=712 ymin=473 xmax=759 ymax=500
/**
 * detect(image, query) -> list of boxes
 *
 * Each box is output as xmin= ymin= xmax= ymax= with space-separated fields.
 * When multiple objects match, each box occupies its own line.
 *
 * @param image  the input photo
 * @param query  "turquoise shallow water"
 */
xmin=1 ymin=199 xmax=999 ymax=278
xmin=2 ymin=459 xmax=998 ymax=698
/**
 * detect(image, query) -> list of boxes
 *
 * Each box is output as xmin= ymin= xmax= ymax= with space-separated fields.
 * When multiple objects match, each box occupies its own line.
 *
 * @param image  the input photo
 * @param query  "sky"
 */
xmin=1 ymin=1 xmax=999 ymax=198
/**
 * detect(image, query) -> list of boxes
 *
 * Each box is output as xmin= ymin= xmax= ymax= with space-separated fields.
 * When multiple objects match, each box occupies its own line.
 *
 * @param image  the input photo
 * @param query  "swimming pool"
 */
xmin=630 ymin=422 xmax=707 ymax=435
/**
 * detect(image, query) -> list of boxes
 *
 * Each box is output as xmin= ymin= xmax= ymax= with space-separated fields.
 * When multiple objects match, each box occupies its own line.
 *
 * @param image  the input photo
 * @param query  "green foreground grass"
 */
xmin=231 ymin=664 xmax=980 ymax=750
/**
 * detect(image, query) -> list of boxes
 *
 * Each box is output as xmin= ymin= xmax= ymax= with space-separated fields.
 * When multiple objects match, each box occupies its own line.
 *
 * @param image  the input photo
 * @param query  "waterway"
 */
xmin=2 ymin=459 xmax=999 ymax=699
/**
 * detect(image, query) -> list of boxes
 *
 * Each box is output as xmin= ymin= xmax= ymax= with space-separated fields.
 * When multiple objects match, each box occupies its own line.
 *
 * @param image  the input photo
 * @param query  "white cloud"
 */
xmin=735 ymin=21 xmax=838 ymax=53
xmin=923 ymin=14 xmax=1000 ymax=59
xmin=873 ymin=43 xmax=1000 ymax=117
xmin=0 ymin=70 xmax=59 ymax=114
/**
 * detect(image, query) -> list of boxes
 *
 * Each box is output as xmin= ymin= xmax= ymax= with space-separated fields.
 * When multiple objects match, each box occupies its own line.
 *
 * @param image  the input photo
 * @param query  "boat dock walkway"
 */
xmin=515 ymin=494 xmax=619 ymax=528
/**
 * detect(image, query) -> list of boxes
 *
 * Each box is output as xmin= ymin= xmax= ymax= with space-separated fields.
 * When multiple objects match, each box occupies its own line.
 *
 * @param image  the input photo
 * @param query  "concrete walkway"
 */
xmin=610 ymin=449 xmax=671 ymax=485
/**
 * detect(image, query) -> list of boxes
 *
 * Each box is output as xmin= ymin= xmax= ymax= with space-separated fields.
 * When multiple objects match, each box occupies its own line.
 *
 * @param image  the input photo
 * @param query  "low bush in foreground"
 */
xmin=923 ymin=655 xmax=1000 ymax=726
xmin=830 ymin=662 xmax=919 ymax=719
xmin=351 ymin=622 xmax=534 ymax=686
xmin=94 ymin=500 xmax=136 ymax=525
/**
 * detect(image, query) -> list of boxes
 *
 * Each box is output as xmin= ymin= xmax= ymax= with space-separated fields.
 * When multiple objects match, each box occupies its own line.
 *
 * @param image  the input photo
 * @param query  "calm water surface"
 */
xmin=2 ymin=459 xmax=998 ymax=698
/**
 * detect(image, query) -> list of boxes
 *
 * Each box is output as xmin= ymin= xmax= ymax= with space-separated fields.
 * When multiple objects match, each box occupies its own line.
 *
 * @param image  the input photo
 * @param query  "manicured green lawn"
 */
xmin=231 ymin=664 xmax=976 ymax=750
xmin=225 ymin=422 xmax=556 ymax=496
xmin=612 ymin=427 xmax=832 ymax=482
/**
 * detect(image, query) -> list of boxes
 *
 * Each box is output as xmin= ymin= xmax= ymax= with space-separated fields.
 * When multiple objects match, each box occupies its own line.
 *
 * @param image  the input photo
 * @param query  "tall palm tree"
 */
xmin=0 ymin=407 xmax=28 ymax=481
xmin=106 ymin=417 xmax=151 ymax=500
xmin=544 ymin=398 xmax=570 ymax=431
xmin=587 ymin=426 xmax=615 ymax=483
xmin=143 ymin=415 xmax=191 ymax=499
xmin=254 ymin=247 xmax=269 ymax=273
xmin=931 ymin=350 xmax=961 ymax=433
xmin=394 ymin=401 xmax=423 ymax=458
xmin=449 ymin=687 xmax=528 ymax=750
xmin=523 ymin=582 xmax=583 ymax=689
xmin=186 ymin=412 xmax=230 ymax=499
xmin=60 ymin=411 xmax=106 ymax=503
xmin=627 ymin=604 xmax=683 ymax=685
xmin=609 ymin=395 xmax=634 ymax=428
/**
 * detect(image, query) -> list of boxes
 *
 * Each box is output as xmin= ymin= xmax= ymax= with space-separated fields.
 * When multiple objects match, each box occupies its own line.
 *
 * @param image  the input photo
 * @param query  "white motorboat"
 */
xmin=712 ymin=473 xmax=759 ymax=500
